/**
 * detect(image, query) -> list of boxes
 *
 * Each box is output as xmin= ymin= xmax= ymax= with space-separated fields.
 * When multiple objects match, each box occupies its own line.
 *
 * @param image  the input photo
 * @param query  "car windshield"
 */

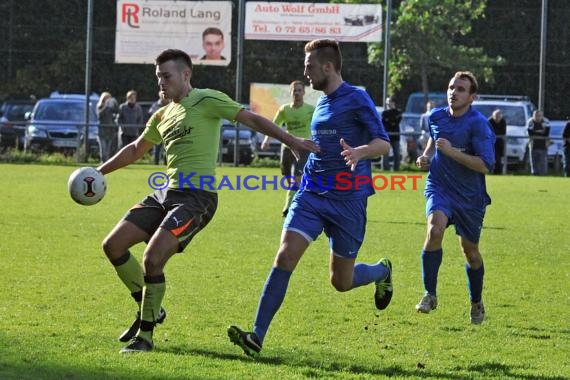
xmin=3 ymin=104 xmax=35 ymax=121
xmin=473 ymin=104 xmax=527 ymax=127
xmin=406 ymin=94 xmax=447 ymax=113
xmin=221 ymin=123 xmax=253 ymax=139
xmin=34 ymin=101 xmax=97 ymax=122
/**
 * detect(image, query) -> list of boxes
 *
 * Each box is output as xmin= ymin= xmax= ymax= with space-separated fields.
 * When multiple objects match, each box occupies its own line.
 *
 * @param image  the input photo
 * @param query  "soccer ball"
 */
xmin=68 ymin=167 xmax=107 ymax=206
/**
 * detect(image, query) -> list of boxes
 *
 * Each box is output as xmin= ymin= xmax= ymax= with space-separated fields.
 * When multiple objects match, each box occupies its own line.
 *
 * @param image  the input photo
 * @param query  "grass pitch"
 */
xmin=0 ymin=163 xmax=568 ymax=379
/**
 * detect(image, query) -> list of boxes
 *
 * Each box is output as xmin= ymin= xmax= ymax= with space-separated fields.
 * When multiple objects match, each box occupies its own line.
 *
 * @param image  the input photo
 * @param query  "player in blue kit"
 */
xmin=415 ymin=71 xmax=495 ymax=324
xmin=227 ymin=39 xmax=393 ymax=357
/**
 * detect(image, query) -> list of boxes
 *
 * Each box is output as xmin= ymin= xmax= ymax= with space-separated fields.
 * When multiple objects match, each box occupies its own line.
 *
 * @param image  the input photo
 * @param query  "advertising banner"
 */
xmin=250 ymin=82 xmax=368 ymax=120
xmin=250 ymin=82 xmax=368 ymax=145
xmin=245 ymin=2 xmax=382 ymax=42
xmin=250 ymin=82 xmax=322 ymax=121
xmin=115 ymin=0 xmax=232 ymax=65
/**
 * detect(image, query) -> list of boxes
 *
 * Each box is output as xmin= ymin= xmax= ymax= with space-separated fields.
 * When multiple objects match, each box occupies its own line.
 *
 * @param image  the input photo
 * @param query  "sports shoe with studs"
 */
xmin=227 ymin=325 xmax=262 ymax=358
xmin=416 ymin=294 xmax=438 ymax=313
xmin=120 ymin=336 xmax=153 ymax=353
xmin=374 ymin=258 xmax=393 ymax=310
xmin=470 ymin=301 xmax=485 ymax=324
xmin=119 ymin=307 xmax=167 ymax=342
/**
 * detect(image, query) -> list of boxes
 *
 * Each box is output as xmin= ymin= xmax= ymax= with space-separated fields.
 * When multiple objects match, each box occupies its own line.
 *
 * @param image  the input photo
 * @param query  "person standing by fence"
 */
xmin=488 ymin=109 xmax=506 ymax=174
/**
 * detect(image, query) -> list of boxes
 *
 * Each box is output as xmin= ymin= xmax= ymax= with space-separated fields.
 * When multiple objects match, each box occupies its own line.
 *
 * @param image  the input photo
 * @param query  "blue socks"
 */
xmin=253 ymin=267 xmax=292 ymax=343
xmin=466 ymin=262 xmax=485 ymax=303
xmin=421 ymin=249 xmax=443 ymax=296
xmin=351 ymin=262 xmax=389 ymax=289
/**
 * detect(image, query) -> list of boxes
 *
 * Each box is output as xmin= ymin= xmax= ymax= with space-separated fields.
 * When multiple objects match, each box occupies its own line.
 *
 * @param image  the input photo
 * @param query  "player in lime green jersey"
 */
xmin=96 ymin=49 xmax=318 ymax=353
xmin=261 ymin=80 xmax=315 ymax=216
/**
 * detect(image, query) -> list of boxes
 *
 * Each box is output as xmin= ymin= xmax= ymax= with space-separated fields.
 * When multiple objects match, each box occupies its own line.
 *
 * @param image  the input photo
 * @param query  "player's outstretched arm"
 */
xmin=97 ymin=136 xmax=154 ymax=175
xmin=236 ymin=109 xmax=319 ymax=158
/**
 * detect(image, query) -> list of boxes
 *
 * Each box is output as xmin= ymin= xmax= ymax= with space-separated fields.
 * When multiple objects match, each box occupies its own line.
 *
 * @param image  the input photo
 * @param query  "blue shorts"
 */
xmin=283 ymin=190 xmax=367 ymax=258
xmin=425 ymin=191 xmax=486 ymax=244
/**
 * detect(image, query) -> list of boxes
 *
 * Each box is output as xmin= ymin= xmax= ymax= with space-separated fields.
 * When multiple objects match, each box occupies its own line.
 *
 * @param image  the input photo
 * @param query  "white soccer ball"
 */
xmin=68 ymin=167 xmax=107 ymax=206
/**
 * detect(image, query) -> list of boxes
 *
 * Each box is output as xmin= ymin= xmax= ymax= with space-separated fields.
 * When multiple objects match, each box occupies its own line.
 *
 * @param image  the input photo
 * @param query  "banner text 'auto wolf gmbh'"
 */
xmin=245 ymin=2 xmax=382 ymax=42
xmin=115 ymin=0 xmax=232 ymax=66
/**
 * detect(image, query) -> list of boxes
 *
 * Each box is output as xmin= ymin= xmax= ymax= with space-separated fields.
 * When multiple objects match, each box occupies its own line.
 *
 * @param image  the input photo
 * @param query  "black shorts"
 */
xmin=280 ymin=146 xmax=309 ymax=176
xmin=123 ymin=188 xmax=218 ymax=252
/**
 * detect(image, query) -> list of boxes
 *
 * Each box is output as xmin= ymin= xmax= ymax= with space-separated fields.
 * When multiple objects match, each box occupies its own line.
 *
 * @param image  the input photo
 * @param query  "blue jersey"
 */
xmin=426 ymin=106 xmax=495 ymax=208
xmin=300 ymin=82 xmax=389 ymax=200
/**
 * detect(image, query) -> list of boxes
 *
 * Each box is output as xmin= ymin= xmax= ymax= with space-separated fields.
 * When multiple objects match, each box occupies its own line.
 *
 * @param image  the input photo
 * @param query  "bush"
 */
xmin=0 ymin=149 xmax=97 ymax=165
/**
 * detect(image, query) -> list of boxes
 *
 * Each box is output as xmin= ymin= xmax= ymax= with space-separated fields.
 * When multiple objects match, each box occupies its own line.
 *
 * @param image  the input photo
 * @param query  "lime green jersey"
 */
xmin=272 ymin=102 xmax=314 ymax=139
xmin=143 ymin=89 xmax=243 ymax=191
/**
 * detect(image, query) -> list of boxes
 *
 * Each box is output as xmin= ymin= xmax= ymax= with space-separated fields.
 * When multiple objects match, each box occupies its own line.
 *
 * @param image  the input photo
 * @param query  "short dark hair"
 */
xmin=289 ymin=80 xmax=305 ymax=90
xmin=453 ymin=71 xmax=479 ymax=94
xmin=155 ymin=49 xmax=193 ymax=71
xmin=202 ymin=27 xmax=224 ymax=40
xmin=304 ymin=39 xmax=342 ymax=73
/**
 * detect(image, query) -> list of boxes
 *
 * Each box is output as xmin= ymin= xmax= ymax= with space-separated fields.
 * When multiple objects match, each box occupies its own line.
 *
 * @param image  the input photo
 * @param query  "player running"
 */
xmin=228 ymin=39 xmax=393 ymax=358
xmin=415 ymin=71 xmax=495 ymax=324
xmin=260 ymin=80 xmax=315 ymax=217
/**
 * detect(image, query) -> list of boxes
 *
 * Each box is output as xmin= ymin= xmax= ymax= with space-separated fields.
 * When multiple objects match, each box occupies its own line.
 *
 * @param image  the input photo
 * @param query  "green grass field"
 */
xmin=0 ymin=163 xmax=568 ymax=380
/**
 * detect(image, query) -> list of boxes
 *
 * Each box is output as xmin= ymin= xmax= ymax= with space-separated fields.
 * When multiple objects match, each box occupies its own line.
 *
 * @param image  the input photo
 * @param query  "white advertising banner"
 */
xmin=115 ymin=0 xmax=232 ymax=65
xmin=245 ymin=2 xmax=382 ymax=42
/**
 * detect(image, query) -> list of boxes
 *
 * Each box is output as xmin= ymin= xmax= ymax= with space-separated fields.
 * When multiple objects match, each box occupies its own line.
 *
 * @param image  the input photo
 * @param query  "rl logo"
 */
xmin=122 ymin=3 xmax=140 ymax=28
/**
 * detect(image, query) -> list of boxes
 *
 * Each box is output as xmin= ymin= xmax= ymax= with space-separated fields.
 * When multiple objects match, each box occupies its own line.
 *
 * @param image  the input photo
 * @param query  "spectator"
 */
xmin=148 ymin=92 xmax=170 ymax=165
xmin=96 ymin=92 xmax=119 ymax=162
xmin=117 ymin=90 xmax=144 ymax=148
xmin=488 ymin=109 xmax=507 ymax=174
xmin=527 ymin=110 xmax=550 ymax=176
xmin=419 ymin=101 xmax=435 ymax=151
xmin=381 ymin=97 xmax=402 ymax=171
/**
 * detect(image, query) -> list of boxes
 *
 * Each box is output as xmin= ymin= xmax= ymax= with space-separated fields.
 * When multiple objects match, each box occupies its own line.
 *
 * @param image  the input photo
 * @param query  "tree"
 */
xmin=369 ymin=0 xmax=503 ymax=97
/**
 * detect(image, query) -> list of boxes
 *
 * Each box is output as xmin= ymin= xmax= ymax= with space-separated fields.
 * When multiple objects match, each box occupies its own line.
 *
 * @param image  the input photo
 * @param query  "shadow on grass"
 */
xmin=505 ymin=324 xmax=570 ymax=340
xmin=1 ymin=347 xmax=567 ymax=380
xmin=370 ymin=219 xmax=507 ymax=231
xmin=0 ymin=361 xmax=171 ymax=380
xmin=465 ymin=362 xmax=569 ymax=380
xmin=160 ymin=345 xmax=472 ymax=379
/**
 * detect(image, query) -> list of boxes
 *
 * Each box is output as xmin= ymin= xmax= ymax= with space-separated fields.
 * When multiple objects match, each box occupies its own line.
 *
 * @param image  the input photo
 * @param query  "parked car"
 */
xmin=25 ymin=92 xmax=99 ymax=156
xmin=254 ymin=132 xmax=281 ymax=160
xmin=400 ymin=92 xmax=447 ymax=162
xmin=0 ymin=99 xmax=36 ymax=150
xmin=219 ymin=120 xmax=256 ymax=165
xmin=472 ymin=95 xmax=537 ymax=169
xmin=547 ymin=120 xmax=567 ymax=171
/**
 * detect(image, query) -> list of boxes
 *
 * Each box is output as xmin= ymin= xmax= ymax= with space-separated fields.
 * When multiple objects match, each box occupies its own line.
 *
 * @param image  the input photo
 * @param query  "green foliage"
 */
xmin=0 ymin=164 xmax=569 ymax=379
xmin=0 ymin=150 xmax=79 ymax=165
xmin=369 ymin=0 xmax=504 ymax=95
xmin=249 ymin=156 xmax=281 ymax=168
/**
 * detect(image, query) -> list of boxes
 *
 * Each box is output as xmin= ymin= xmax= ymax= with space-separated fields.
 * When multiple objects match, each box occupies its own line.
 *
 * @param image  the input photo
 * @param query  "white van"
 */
xmin=472 ymin=95 xmax=537 ymax=168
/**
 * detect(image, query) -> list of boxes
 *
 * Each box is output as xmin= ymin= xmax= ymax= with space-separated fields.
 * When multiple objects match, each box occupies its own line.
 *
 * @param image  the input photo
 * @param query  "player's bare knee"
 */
xmin=142 ymin=254 xmax=165 ymax=275
xmin=101 ymin=236 xmax=122 ymax=260
xmin=330 ymin=276 xmax=351 ymax=292
xmin=273 ymin=250 xmax=298 ymax=271
xmin=464 ymin=250 xmax=483 ymax=269
xmin=426 ymin=224 xmax=445 ymax=245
